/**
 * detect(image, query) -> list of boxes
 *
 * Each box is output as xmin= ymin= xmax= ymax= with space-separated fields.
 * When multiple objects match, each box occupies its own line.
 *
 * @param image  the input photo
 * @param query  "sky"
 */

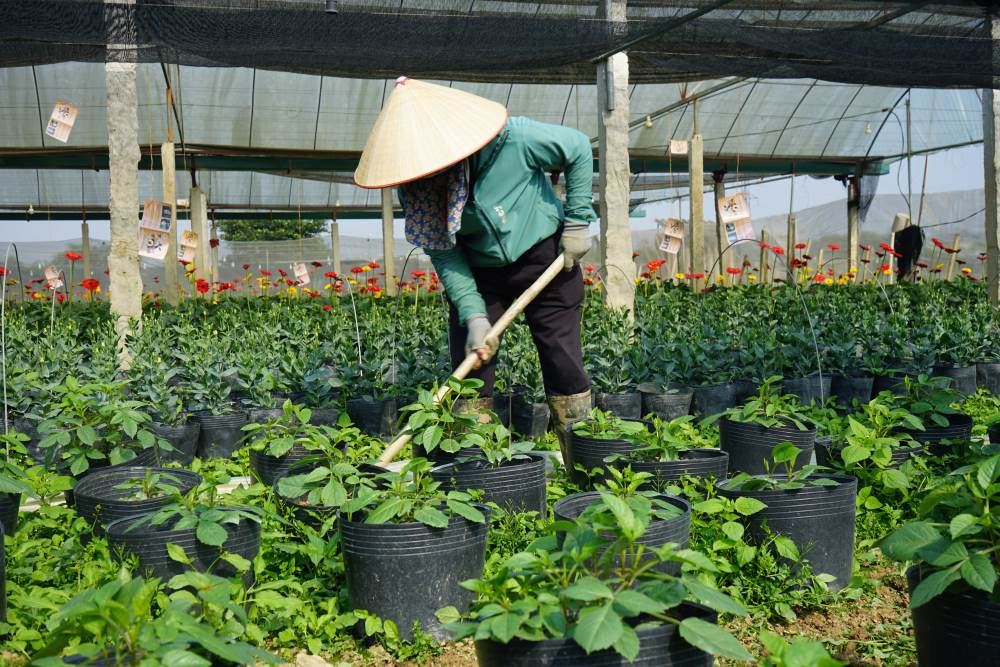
xmin=1 ymin=144 xmax=985 ymax=244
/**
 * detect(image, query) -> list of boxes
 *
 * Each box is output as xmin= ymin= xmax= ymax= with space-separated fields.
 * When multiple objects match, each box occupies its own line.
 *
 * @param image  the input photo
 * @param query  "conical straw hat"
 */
xmin=354 ymin=77 xmax=508 ymax=189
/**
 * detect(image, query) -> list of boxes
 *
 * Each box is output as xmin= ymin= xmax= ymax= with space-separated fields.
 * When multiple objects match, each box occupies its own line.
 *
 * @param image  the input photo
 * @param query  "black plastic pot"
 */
xmin=908 ymin=565 xmax=1000 ymax=666
xmin=475 ymin=602 xmax=716 ymax=666
xmin=617 ymin=449 xmax=730 ymax=489
xmin=871 ymin=369 xmax=920 ymax=398
xmin=308 ymin=406 xmax=340 ymax=426
xmin=346 ymin=397 xmax=399 ymax=437
xmin=553 ymin=491 xmax=691 ymax=574
xmin=691 ymin=380 xmax=755 ymax=417
xmin=430 ymin=454 xmax=547 ymax=514
xmin=717 ymin=474 xmax=857 ymax=590
xmin=990 ymin=425 xmax=1000 ymax=446
xmin=815 ymin=438 xmax=923 ymax=469
xmin=638 ymin=383 xmax=693 ymax=421
xmin=594 ymin=391 xmax=642 ymax=419
xmin=0 ymin=492 xmax=20 ymax=537
xmin=932 ymin=364 xmax=977 ymax=396
xmin=829 ymin=374 xmax=874 ymax=410
xmin=780 ymin=375 xmax=831 ymax=406
xmin=273 ymin=471 xmax=338 ymax=530
xmin=106 ymin=507 xmax=260 ymax=584
xmin=976 ymin=361 xmax=1000 ymax=396
xmin=191 ymin=412 xmax=249 ymax=459
xmin=338 ymin=505 xmax=491 ymax=641
xmin=493 ymin=393 xmax=514 ymax=428
xmin=249 ymin=443 xmax=320 ymax=487
xmin=899 ymin=414 xmax=974 ymax=453
xmin=63 ymin=446 xmax=161 ymax=508
xmin=570 ymin=418 xmax=649 ymax=486
xmin=247 ymin=406 xmax=285 ymax=424
xmin=10 ymin=416 xmax=45 ymax=464
xmin=73 ymin=466 xmax=201 ymax=535
xmin=718 ymin=417 xmax=816 ymax=475
xmin=511 ymin=396 xmax=549 ymax=439
xmin=148 ymin=420 xmax=200 ymax=465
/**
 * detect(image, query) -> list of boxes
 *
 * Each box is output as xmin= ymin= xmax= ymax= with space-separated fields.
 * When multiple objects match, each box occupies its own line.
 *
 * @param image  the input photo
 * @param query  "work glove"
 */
xmin=560 ymin=220 xmax=592 ymax=272
xmin=464 ymin=314 xmax=499 ymax=361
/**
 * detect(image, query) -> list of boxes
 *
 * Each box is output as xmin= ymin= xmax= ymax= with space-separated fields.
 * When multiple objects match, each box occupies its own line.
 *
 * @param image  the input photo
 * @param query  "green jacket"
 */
xmin=407 ymin=116 xmax=596 ymax=324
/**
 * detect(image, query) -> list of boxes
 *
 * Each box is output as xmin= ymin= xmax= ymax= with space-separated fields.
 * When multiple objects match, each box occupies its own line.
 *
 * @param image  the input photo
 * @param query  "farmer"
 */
xmin=354 ymin=76 xmax=594 ymax=469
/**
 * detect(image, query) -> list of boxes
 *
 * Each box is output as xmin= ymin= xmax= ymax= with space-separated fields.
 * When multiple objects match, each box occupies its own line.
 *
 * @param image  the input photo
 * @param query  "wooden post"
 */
xmin=946 ymin=234 xmax=962 ymax=281
xmin=381 ymin=189 xmax=397 ymax=296
xmin=597 ymin=0 xmax=635 ymax=312
xmin=785 ymin=214 xmax=796 ymax=281
xmin=190 ymin=187 xmax=210 ymax=291
xmin=330 ymin=217 xmax=342 ymax=275
xmin=816 ymin=248 xmax=825 ymax=283
xmin=713 ymin=172 xmax=728 ymax=279
xmin=689 ymin=132 xmax=705 ymax=277
xmin=209 ymin=211 xmax=219 ymax=284
xmin=847 ymin=173 xmax=860 ymax=281
xmin=81 ymin=213 xmax=91 ymax=286
xmin=105 ymin=52 xmax=142 ymax=367
xmin=758 ymin=229 xmax=768 ymax=283
xmin=161 ymin=141 xmax=179 ymax=305
xmin=984 ymin=39 xmax=1000 ymax=307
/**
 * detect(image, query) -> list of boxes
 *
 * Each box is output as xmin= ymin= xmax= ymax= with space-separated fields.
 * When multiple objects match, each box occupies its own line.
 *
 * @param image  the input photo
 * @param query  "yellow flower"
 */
xmin=287 ymin=286 xmax=298 ymax=296
xmin=961 ymin=267 xmax=972 ymax=274
xmin=825 ymin=278 xmax=834 ymax=285
xmin=882 ymin=267 xmax=892 ymax=275
xmin=716 ymin=275 xmax=725 ymax=283
xmin=934 ymin=263 xmax=945 ymax=270
xmin=674 ymin=273 xmax=685 ymax=280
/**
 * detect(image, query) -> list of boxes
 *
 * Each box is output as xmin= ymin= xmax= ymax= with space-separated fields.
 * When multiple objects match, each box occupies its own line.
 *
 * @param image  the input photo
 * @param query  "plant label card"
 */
xmin=292 ymin=262 xmax=310 ymax=285
xmin=44 ymin=265 xmax=64 ymax=289
xmin=45 ymin=100 xmax=78 ymax=143
xmin=139 ymin=200 xmax=172 ymax=232
xmin=139 ymin=228 xmax=169 ymax=260
xmin=719 ymin=193 xmax=755 ymax=245
xmin=669 ymin=139 xmax=688 ymax=156
xmin=664 ymin=218 xmax=685 ymax=239
xmin=659 ymin=234 xmax=682 ymax=255
xmin=179 ymin=230 xmax=198 ymax=263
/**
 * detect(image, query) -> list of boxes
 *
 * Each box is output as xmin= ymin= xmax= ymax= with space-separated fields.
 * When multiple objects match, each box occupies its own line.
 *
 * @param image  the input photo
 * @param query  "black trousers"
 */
xmin=448 ymin=233 xmax=590 ymax=397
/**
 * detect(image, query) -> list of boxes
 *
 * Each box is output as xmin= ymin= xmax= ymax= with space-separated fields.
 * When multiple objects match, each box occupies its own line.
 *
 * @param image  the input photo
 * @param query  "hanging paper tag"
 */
xmin=659 ymin=235 xmax=682 ymax=255
xmin=44 ymin=265 xmax=64 ymax=289
xmin=659 ymin=218 xmax=684 ymax=255
xmin=179 ymin=230 xmax=198 ymax=264
xmin=719 ymin=193 xmax=755 ymax=245
xmin=140 ymin=199 xmax=173 ymax=232
xmin=139 ymin=228 xmax=169 ymax=260
xmin=669 ymin=139 xmax=688 ymax=156
xmin=292 ymin=262 xmax=310 ymax=286
xmin=45 ymin=100 xmax=79 ymax=143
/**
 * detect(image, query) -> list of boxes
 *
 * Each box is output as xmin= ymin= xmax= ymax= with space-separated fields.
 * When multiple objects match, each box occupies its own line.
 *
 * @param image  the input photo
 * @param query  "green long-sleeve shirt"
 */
xmin=402 ymin=116 xmax=596 ymax=324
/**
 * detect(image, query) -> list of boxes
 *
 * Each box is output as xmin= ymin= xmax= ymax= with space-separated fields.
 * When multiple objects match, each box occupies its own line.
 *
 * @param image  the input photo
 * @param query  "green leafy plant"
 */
xmin=113 ymin=469 xmax=187 ymax=502
xmin=888 ymin=373 xmax=963 ymax=428
xmin=757 ymin=630 xmax=845 ymax=666
xmin=128 ymin=484 xmax=262 ymax=548
xmin=342 ymin=458 xmax=486 ymax=528
xmin=0 ymin=429 xmax=34 ymax=495
xmin=400 ymin=377 xmax=493 ymax=455
xmin=572 ymin=408 xmax=648 ymax=441
xmin=880 ymin=453 xmax=1000 ymax=607
xmin=616 ymin=415 xmax=716 ymax=463
xmin=242 ymin=399 xmax=330 ymax=457
xmin=723 ymin=443 xmax=838 ymax=492
xmin=714 ymin=376 xmax=814 ymax=431
xmin=588 ymin=466 xmax=685 ymax=525
xmin=442 ymin=490 xmax=752 ymax=661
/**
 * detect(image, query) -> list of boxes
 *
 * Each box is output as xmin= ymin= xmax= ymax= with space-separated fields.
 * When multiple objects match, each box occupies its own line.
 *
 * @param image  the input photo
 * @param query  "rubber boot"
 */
xmin=547 ymin=390 xmax=592 ymax=479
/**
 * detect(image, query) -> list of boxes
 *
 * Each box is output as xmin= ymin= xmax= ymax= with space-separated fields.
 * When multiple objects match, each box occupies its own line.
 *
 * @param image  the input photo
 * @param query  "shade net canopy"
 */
xmin=0 ymin=1 xmax=996 ymax=87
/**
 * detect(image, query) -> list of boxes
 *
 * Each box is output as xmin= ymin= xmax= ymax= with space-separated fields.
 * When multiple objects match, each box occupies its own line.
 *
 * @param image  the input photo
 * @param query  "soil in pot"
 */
xmin=717 ymin=474 xmax=857 ymax=590
xmin=430 ymin=453 xmax=547 ymax=514
xmin=346 ymin=397 xmax=399 ymax=438
xmin=148 ymin=420 xmax=199 ymax=465
xmin=0 ymin=492 xmax=21 ymax=537
xmin=552 ymin=491 xmax=691 ymax=574
xmin=106 ymin=507 xmax=260 ymax=586
xmin=829 ymin=374 xmax=874 ymax=411
xmin=190 ymin=411 xmax=249 ymax=459
xmin=691 ymin=380 xmax=755 ymax=417
xmin=931 ymin=364 xmax=977 ymax=396
xmin=976 ymin=361 xmax=1000 ymax=396
xmin=638 ymin=383 xmax=693 ymax=421
xmin=780 ymin=375 xmax=831 ymax=406
xmin=594 ymin=392 xmax=642 ymax=419
xmin=475 ymin=602 xmax=716 ymax=666
xmin=338 ymin=506 xmax=491 ymax=641
xmin=718 ymin=417 xmax=816 ymax=475
xmin=907 ymin=566 xmax=1000 ymax=666
xmin=73 ymin=466 xmax=202 ymax=536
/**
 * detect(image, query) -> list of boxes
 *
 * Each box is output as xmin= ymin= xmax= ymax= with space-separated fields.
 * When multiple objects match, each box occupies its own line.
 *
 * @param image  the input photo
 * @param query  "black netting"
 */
xmin=858 ymin=172 xmax=879 ymax=223
xmin=0 ymin=1 xmax=996 ymax=87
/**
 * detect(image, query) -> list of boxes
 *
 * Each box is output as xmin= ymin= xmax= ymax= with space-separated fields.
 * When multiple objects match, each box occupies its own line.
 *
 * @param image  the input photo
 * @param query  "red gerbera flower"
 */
xmin=583 ymin=265 xmax=595 ymax=272
xmin=81 ymin=278 xmax=100 ymax=291
xmin=726 ymin=266 xmax=742 ymax=275
xmin=278 ymin=269 xmax=288 ymax=277
xmin=243 ymin=263 xmax=251 ymax=270
xmin=368 ymin=262 xmax=380 ymax=270
xmin=311 ymin=261 xmax=322 ymax=267
xmin=323 ymin=304 xmax=332 ymax=311
xmin=261 ymin=270 xmax=272 ymax=276
xmin=685 ymin=273 xmax=705 ymax=280
xmin=64 ymin=252 xmax=82 ymax=262
xmin=814 ymin=273 xmax=826 ymax=283
xmin=827 ymin=243 xmax=841 ymax=252
xmin=209 ymin=238 xmax=220 ymax=248
xmin=915 ymin=262 xmax=928 ymax=268
xmin=771 ymin=246 xmax=785 ymax=256
xmin=879 ymin=242 xmax=892 ymax=252
xmin=324 ymin=271 xmax=338 ymax=279
xmin=794 ymin=243 xmax=807 ymax=250
xmin=351 ymin=266 xmax=365 ymax=274
xmin=632 ymin=251 xmax=640 ymax=258
xmin=195 ymin=279 xmax=210 ymax=294
xmin=859 ymin=243 xmax=871 ymax=252
xmin=931 ymin=237 xmax=944 ymax=249
xmin=56 ymin=292 xmax=66 ymax=303
xmin=0 ymin=267 xmax=7 ymax=276
xmin=758 ymin=241 xmax=769 ymax=248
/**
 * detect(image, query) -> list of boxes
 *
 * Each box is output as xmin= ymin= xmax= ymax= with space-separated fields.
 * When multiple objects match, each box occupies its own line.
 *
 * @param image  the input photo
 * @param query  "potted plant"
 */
xmin=274 ymin=448 xmax=368 ymax=530
xmin=683 ymin=336 xmax=756 ymax=417
xmin=717 ymin=443 xmax=857 ymax=590
xmin=880 ymin=453 xmax=1000 ymax=665
xmin=242 ymin=400 xmax=340 ymax=486
xmin=429 ymin=420 xmax=548 ymax=515
xmin=823 ymin=318 xmax=874 ymax=409
xmin=444 ymin=487 xmax=753 ymax=664
xmin=399 ymin=377 xmax=492 ymax=463
xmin=106 ymin=485 xmax=262 ymax=586
xmin=585 ymin=308 xmax=641 ymax=418
xmin=569 ymin=408 xmax=650 ymax=485
xmin=712 ymin=376 xmax=817 ymax=475
xmin=132 ymin=357 xmax=199 ymax=465
xmin=183 ymin=354 xmax=248 ymax=460
xmin=499 ymin=321 xmax=550 ymax=438
xmin=605 ymin=415 xmax=729 ymax=489
xmin=31 ymin=571 xmax=277 ymax=666
xmin=0 ymin=429 xmax=33 ymax=536
xmin=930 ymin=307 xmax=979 ymax=395
xmin=778 ymin=328 xmax=830 ymax=406
xmin=888 ymin=374 xmax=973 ymax=451
xmin=36 ymin=378 xmax=165 ymax=480
xmin=814 ymin=396 xmax=925 ymax=469
xmin=72 ymin=466 xmax=201 ymax=536
xmin=338 ymin=458 xmax=489 ymax=641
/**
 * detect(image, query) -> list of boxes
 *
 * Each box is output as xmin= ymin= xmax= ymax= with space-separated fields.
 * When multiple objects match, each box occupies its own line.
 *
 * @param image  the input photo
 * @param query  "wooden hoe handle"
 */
xmin=376 ymin=253 xmax=567 ymax=466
